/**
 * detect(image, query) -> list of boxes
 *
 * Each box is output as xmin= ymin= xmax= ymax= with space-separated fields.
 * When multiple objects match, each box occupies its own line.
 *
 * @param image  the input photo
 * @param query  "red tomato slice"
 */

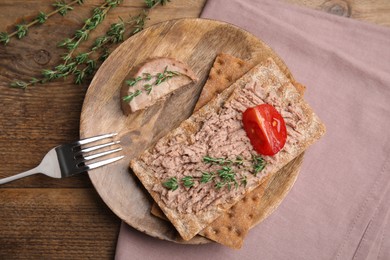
xmin=242 ymin=104 xmax=287 ymax=156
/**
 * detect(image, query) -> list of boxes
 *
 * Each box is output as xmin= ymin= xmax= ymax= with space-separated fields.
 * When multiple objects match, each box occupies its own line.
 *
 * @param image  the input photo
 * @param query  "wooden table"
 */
xmin=0 ymin=0 xmax=389 ymax=258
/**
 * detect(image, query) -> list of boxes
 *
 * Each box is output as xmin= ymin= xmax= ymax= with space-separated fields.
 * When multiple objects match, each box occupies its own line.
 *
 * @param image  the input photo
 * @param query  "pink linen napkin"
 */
xmin=116 ymin=0 xmax=390 ymax=259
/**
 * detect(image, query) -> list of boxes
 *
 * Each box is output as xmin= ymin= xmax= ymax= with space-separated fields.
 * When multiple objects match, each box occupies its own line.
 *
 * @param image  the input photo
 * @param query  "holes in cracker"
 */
xmin=237 ymin=61 xmax=244 ymax=68
xmin=216 ymin=69 xmax=222 ymax=75
xmin=225 ymin=75 xmax=233 ymax=82
xmin=234 ymin=228 xmax=242 ymax=236
xmin=212 ymin=228 xmax=219 ymax=234
xmin=217 ymin=59 xmax=225 ymax=66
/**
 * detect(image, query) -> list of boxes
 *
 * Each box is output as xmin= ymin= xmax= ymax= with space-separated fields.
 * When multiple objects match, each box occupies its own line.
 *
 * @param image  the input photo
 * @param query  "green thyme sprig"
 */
xmin=0 ymin=0 xmax=83 ymax=45
xmin=122 ymin=67 xmax=181 ymax=102
xmin=163 ymin=168 xmax=245 ymax=192
xmin=9 ymin=0 xmax=121 ymax=88
xmin=162 ymin=155 xmax=266 ymax=191
xmin=200 ymin=171 xmax=216 ymax=183
xmin=162 ymin=177 xmax=179 ymax=191
xmin=58 ymin=0 xmax=121 ymax=65
xmin=240 ymin=175 xmax=247 ymax=187
xmin=252 ymin=155 xmax=266 ymax=176
xmin=182 ymin=176 xmax=195 ymax=188
xmin=53 ymin=0 xmax=80 ymax=16
xmin=122 ymin=89 xmax=142 ymax=102
xmin=71 ymin=11 xmax=149 ymax=83
xmin=203 ymin=155 xmax=244 ymax=166
xmin=145 ymin=0 xmax=170 ymax=8
xmin=10 ymin=0 xmax=168 ymax=89
xmin=215 ymin=166 xmax=238 ymax=190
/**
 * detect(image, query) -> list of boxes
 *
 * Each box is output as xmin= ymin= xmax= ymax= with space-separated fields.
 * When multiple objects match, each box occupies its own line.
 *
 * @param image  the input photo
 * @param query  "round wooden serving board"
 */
xmin=80 ymin=18 xmax=304 ymax=244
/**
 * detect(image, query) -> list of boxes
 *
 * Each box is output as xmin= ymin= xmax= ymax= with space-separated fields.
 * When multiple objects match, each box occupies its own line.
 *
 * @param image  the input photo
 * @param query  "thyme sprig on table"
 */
xmin=10 ymin=0 xmax=170 ymax=89
xmin=0 ymin=0 xmax=83 ymax=45
xmin=122 ymin=66 xmax=181 ymax=101
xmin=145 ymin=0 xmax=170 ymax=7
xmin=162 ymin=155 xmax=267 ymax=191
xmin=58 ymin=0 xmax=121 ymax=57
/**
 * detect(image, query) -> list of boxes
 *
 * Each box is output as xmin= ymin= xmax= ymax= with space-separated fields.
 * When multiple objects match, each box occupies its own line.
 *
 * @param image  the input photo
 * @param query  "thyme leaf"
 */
xmin=15 ymin=24 xmax=28 ymax=39
xmin=162 ymin=177 xmax=178 ymax=191
xmin=36 ymin=12 xmax=48 ymax=24
xmin=122 ymin=89 xmax=142 ymax=102
xmin=53 ymin=0 xmax=74 ymax=16
xmin=215 ymin=166 xmax=238 ymax=190
xmin=240 ymin=176 xmax=247 ymax=187
xmin=200 ymin=171 xmax=215 ymax=183
xmin=145 ymin=0 xmax=170 ymax=8
xmin=0 ymin=32 xmax=10 ymax=45
xmin=126 ymin=76 xmax=143 ymax=86
xmin=182 ymin=176 xmax=195 ymax=188
xmin=252 ymin=155 xmax=266 ymax=176
xmin=10 ymin=80 xmax=28 ymax=89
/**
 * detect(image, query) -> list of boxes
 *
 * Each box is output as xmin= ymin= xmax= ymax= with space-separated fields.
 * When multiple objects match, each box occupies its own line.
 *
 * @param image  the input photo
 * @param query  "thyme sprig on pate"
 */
xmin=162 ymin=155 xmax=267 ymax=191
xmin=122 ymin=66 xmax=181 ymax=102
xmin=203 ymin=156 xmax=244 ymax=166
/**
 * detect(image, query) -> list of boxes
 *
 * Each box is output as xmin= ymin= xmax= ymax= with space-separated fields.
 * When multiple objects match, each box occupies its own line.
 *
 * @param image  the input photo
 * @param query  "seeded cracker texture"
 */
xmin=130 ymin=58 xmax=326 ymax=241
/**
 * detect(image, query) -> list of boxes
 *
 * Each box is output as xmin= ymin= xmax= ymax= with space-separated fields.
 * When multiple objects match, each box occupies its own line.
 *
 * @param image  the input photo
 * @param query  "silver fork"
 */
xmin=0 ymin=133 xmax=124 ymax=185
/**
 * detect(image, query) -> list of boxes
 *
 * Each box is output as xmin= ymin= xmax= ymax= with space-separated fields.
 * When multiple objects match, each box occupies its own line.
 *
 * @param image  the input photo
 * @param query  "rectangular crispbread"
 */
xmin=131 ymin=58 xmax=326 ymax=241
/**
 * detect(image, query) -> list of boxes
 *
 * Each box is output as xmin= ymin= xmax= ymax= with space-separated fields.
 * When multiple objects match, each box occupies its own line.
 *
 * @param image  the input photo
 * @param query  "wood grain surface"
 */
xmin=1 ymin=0 xmax=389 ymax=259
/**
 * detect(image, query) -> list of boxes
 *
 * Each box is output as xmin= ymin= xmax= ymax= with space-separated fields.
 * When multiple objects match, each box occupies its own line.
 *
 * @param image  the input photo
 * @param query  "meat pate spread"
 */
xmin=121 ymin=58 xmax=198 ymax=114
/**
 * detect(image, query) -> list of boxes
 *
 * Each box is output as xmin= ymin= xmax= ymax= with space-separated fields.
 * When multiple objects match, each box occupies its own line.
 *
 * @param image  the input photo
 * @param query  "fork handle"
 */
xmin=0 ymin=168 xmax=38 ymax=185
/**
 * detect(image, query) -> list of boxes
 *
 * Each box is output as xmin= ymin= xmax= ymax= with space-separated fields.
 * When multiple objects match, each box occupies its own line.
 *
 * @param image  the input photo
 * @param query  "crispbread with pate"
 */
xmin=150 ymin=53 xmax=307 ymax=248
xmin=130 ymin=58 xmax=325 ymax=241
xmin=150 ymin=53 xmax=269 ymax=248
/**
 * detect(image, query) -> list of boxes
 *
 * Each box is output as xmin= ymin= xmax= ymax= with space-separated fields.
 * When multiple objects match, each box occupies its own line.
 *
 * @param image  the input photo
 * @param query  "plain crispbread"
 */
xmin=194 ymin=53 xmax=254 ymax=111
xmin=130 ymin=58 xmax=326 ymax=241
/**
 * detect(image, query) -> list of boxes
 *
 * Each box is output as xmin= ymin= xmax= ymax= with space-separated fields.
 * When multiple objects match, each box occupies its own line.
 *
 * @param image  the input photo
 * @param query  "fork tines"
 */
xmin=74 ymin=133 xmax=124 ymax=171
